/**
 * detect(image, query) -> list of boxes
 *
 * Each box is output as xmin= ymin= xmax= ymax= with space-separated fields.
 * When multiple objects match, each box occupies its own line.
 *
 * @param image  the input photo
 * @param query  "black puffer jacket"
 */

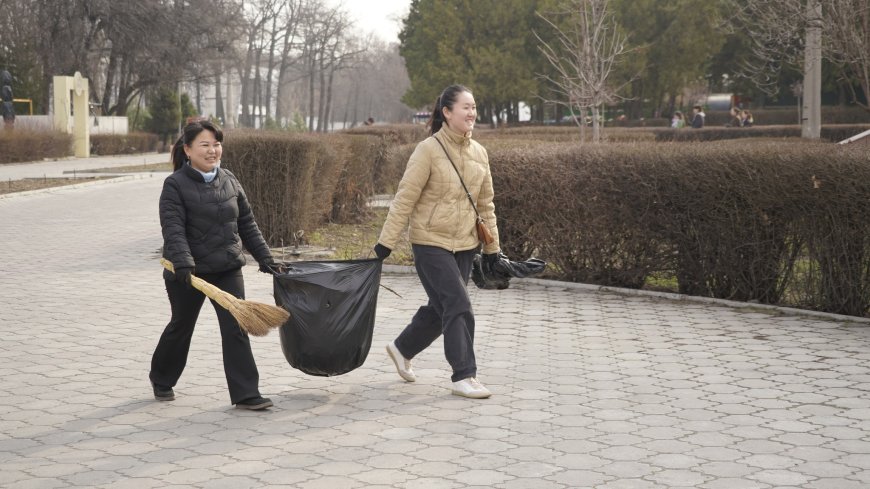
xmin=160 ymin=164 xmax=271 ymax=274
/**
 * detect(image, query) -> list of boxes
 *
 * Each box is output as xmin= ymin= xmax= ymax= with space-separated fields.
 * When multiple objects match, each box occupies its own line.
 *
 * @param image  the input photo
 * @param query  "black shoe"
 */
xmin=235 ymin=396 xmax=273 ymax=410
xmin=152 ymin=382 xmax=175 ymax=401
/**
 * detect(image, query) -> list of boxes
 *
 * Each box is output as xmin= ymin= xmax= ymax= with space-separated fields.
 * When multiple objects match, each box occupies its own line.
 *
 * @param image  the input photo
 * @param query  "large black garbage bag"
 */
xmin=273 ymin=258 xmax=382 ymax=376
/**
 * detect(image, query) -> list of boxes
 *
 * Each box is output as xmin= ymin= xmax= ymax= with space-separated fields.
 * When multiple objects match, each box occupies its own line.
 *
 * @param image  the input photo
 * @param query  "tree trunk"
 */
xmin=264 ymin=16 xmax=279 ymax=121
xmin=214 ymin=72 xmax=225 ymax=123
xmin=316 ymin=56 xmax=327 ymax=132
xmin=308 ymin=50 xmax=316 ymax=132
xmin=591 ymin=105 xmax=601 ymax=143
xmin=253 ymin=47 xmax=263 ymax=128
xmin=325 ymin=65 xmax=336 ymax=132
xmin=802 ymin=0 xmax=822 ymax=139
xmin=102 ymin=52 xmax=118 ymax=116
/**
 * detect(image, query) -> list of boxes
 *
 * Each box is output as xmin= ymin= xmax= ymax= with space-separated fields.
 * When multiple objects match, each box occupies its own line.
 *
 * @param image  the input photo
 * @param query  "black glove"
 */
xmin=374 ymin=243 xmax=392 ymax=260
xmin=483 ymin=252 xmax=502 ymax=267
xmin=259 ymin=257 xmax=277 ymax=274
xmin=174 ymin=267 xmax=193 ymax=288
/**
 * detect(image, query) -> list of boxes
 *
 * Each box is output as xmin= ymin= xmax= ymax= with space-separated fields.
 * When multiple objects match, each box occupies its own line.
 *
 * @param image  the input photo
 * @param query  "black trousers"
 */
xmin=149 ymin=267 xmax=261 ymax=404
xmin=394 ymin=244 xmax=478 ymax=382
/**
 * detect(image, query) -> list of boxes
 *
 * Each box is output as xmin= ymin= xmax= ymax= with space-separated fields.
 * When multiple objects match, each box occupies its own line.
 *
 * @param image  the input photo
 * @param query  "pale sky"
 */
xmin=337 ymin=0 xmax=411 ymax=44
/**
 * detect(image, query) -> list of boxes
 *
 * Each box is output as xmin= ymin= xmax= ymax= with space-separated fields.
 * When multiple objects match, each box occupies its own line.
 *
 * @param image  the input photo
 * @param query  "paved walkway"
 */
xmin=1 ymin=157 xmax=869 ymax=489
xmin=0 ymin=152 xmax=167 ymax=180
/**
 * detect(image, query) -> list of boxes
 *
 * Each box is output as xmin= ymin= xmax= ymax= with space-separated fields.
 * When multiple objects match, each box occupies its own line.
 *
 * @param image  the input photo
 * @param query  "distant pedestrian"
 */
xmin=726 ymin=107 xmax=742 ymax=127
xmin=374 ymin=84 xmax=500 ymax=399
xmin=740 ymin=109 xmax=754 ymax=127
xmin=671 ymin=111 xmax=686 ymax=129
xmin=150 ymin=119 xmax=277 ymax=411
xmin=691 ymin=105 xmax=705 ymax=129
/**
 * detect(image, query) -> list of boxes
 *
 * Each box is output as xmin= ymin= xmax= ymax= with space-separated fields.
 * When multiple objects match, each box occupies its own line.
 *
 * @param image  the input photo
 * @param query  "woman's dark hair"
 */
xmin=427 ymin=84 xmax=472 ymax=136
xmin=170 ymin=119 xmax=224 ymax=171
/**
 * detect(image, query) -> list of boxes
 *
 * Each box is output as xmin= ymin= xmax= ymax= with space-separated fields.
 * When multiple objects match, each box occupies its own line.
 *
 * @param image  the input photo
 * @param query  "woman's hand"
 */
xmin=174 ymin=267 xmax=193 ymax=288
xmin=374 ymin=244 xmax=392 ymax=260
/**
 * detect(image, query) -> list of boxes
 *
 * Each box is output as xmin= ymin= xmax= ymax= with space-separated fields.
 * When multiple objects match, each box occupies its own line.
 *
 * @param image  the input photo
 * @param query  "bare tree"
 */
xmin=723 ymin=0 xmax=870 ymax=138
xmin=827 ymin=0 xmax=870 ymax=112
xmin=273 ymin=0 xmax=306 ymax=124
xmin=536 ymin=0 xmax=632 ymax=143
xmin=237 ymin=0 xmax=282 ymax=127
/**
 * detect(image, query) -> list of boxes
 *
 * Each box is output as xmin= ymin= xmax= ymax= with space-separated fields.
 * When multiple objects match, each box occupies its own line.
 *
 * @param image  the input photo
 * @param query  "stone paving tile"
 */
xmin=1 ymin=172 xmax=870 ymax=488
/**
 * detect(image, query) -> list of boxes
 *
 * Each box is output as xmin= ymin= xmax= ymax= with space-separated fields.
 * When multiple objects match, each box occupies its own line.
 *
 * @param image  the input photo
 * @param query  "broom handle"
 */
xmin=160 ymin=258 xmax=236 ymax=311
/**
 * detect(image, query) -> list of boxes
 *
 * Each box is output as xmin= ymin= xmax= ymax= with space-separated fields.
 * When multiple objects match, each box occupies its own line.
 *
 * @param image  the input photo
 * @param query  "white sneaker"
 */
xmin=451 ymin=377 xmax=491 ymax=399
xmin=386 ymin=341 xmax=416 ymax=382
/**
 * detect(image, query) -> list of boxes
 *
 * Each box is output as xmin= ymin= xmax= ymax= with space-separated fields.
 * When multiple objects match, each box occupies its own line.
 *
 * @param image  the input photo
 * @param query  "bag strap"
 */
xmin=433 ymin=136 xmax=482 ymax=220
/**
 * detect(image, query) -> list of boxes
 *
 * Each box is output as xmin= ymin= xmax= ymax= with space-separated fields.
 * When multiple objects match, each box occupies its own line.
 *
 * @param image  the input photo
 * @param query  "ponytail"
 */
xmin=427 ymin=84 xmax=472 ymax=136
xmin=170 ymin=136 xmax=186 ymax=171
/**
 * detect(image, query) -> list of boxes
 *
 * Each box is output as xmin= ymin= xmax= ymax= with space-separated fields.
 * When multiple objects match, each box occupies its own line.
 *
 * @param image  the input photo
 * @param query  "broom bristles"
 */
xmin=160 ymin=258 xmax=290 ymax=336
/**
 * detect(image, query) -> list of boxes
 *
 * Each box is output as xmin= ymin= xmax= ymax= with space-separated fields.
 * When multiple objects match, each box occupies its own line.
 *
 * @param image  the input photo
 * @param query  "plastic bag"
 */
xmin=472 ymin=252 xmax=546 ymax=290
xmin=273 ymin=258 xmax=382 ymax=376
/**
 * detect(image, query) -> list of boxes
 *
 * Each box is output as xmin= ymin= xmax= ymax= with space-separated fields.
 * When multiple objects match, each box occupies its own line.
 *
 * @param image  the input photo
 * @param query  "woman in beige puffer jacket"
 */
xmin=374 ymin=84 xmax=500 ymax=399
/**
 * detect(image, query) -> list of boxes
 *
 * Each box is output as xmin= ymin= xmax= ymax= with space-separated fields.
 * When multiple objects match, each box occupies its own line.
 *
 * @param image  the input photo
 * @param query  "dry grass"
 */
xmin=305 ymin=208 xmax=414 ymax=266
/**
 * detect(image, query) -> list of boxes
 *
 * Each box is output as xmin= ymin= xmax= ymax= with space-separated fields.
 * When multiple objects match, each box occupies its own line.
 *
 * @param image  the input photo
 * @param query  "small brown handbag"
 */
xmin=434 ymin=137 xmax=495 ymax=245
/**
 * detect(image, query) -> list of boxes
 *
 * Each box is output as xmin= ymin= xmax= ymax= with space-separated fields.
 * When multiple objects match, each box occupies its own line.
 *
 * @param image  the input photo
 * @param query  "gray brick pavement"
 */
xmin=1 ymin=171 xmax=869 ymax=488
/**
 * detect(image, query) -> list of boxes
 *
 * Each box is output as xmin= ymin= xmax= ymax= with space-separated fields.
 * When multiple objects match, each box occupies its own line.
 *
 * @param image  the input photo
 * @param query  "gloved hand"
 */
xmin=374 ymin=243 xmax=392 ymax=260
xmin=483 ymin=252 xmax=503 ymax=267
xmin=259 ymin=257 xmax=277 ymax=274
xmin=174 ymin=267 xmax=193 ymax=288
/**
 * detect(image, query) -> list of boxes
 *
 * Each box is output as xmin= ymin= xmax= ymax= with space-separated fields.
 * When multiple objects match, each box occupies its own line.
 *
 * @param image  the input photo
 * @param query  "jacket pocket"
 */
xmin=425 ymin=201 xmax=441 ymax=228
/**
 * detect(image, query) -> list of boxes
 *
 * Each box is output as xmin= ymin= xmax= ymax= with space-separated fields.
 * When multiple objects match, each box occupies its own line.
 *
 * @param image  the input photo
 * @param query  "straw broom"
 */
xmin=160 ymin=258 xmax=289 ymax=336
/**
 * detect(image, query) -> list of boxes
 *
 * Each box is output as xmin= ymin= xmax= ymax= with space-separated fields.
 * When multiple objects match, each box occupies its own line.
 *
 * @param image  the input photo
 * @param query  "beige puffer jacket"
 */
xmin=378 ymin=126 xmax=500 ymax=254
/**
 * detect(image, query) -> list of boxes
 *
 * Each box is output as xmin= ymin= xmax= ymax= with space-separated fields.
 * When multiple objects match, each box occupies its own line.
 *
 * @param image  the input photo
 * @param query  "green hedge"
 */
xmin=0 ymin=129 xmax=72 ymax=163
xmin=488 ymin=140 xmax=870 ymax=317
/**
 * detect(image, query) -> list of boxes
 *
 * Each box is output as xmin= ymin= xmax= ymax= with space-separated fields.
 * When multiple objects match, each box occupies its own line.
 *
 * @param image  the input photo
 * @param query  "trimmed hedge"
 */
xmin=0 ymin=129 xmax=72 ymax=163
xmin=488 ymin=140 xmax=870 ymax=317
xmin=223 ymin=129 xmax=402 ymax=246
xmin=90 ymin=132 xmax=159 ymax=155
xmin=705 ymin=107 xmax=870 ymax=126
xmin=223 ymin=130 xmax=343 ymax=246
xmin=224 ymin=125 xmax=869 ymax=317
xmin=342 ymin=124 xmax=427 ymax=193
xmin=477 ymin=125 xmax=657 ymax=143
xmin=654 ymin=124 xmax=870 ymax=143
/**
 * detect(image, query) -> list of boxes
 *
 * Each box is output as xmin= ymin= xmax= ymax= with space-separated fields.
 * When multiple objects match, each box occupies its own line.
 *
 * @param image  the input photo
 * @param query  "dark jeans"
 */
xmin=149 ymin=267 xmax=262 ymax=404
xmin=394 ymin=244 xmax=478 ymax=382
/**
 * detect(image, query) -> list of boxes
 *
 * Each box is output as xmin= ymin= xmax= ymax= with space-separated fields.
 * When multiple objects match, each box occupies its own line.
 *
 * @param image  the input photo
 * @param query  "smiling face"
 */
xmin=184 ymin=129 xmax=222 ymax=173
xmin=442 ymin=90 xmax=476 ymax=135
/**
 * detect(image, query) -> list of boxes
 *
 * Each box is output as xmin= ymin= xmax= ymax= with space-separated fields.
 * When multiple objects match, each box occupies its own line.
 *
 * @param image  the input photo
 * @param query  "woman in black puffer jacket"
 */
xmin=150 ymin=119 xmax=277 ymax=411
